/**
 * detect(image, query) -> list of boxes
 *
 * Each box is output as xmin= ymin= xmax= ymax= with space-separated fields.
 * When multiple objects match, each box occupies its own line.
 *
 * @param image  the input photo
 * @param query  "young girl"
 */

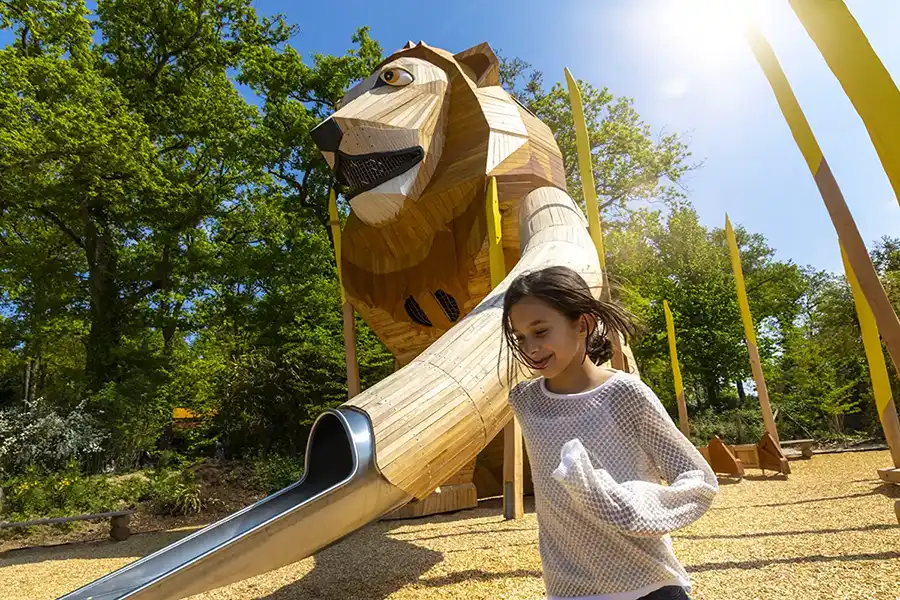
xmin=501 ymin=266 xmax=718 ymax=600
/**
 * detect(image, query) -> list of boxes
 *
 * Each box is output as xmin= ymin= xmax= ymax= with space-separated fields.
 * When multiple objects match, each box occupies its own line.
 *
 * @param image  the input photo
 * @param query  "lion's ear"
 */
xmin=453 ymin=42 xmax=500 ymax=87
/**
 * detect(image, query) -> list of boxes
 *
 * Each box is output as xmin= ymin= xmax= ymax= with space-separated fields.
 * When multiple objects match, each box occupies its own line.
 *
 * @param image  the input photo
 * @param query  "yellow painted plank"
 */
xmin=564 ymin=67 xmax=606 ymax=269
xmin=790 ymin=0 xmax=900 ymax=207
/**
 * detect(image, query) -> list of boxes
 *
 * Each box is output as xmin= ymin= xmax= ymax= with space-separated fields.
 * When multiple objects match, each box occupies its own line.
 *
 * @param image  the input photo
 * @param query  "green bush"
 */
xmin=688 ymin=407 xmax=766 ymax=446
xmin=0 ymin=462 xmax=146 ymax=524
xmin=147 ymin=469 xmax=203 ymax=516
xmin=248 ymin=454 xmax=305 ymax=495
xmin=155 ymin=450 xmax=187 ymax=470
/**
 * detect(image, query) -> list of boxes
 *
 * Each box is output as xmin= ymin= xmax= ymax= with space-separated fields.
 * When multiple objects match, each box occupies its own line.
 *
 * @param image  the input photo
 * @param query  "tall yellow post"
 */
xmin=841 ymin=245 xmax=900 ymax=471
xmin=725 ymin=215 xmax=780 ymax=447
xmin=789 ymin=0 xmax=900 ymax=208
xmin=565 ymin=67 xmax=626 ymax=371
xmin=487 ymin=176 xmax=523 ymax=520
xmin=329 ymin=189 xmax=360 ymax=398
xmin=486 ymin=176 xmax=506 ymax=286
xmin=664 ymin=300 xmax=689 ymax=436
xmin=745 ymin=25 xmax=900 ymax=485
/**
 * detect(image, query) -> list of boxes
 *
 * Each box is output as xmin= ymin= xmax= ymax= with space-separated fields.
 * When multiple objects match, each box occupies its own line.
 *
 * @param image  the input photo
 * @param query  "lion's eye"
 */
xmin=379 ymin=67 xmax=414 ymax=87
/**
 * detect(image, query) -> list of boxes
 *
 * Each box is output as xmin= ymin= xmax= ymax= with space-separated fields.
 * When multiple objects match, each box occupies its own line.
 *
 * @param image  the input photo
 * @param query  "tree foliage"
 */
xmin=498 ymin=54 xmax=696 ymax=215
xmin=0 ymin=1 xmax=390 ymax=466
xmin=0 ymin=8 xmax=895 ymax=477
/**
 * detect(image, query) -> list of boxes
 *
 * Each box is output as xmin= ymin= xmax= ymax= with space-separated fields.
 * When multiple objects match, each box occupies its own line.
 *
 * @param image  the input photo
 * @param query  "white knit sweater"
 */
xmin=508 ymin=372 xmax=718 ymax=599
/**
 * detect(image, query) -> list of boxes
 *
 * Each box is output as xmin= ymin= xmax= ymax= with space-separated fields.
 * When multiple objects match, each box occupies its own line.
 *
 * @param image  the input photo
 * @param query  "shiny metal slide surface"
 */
xmin=58 ymin=407 xmax=411 ymax=600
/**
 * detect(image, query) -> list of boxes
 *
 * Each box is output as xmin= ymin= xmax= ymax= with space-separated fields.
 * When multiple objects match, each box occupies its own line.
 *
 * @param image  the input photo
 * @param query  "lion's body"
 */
xmin=313 ymin=41 xmax=635 ymax=517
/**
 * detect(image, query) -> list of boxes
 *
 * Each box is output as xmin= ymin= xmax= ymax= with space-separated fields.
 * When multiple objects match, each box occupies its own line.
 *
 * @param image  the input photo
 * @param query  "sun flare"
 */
xmin=636 ymin=0 xmax=762 ymax=73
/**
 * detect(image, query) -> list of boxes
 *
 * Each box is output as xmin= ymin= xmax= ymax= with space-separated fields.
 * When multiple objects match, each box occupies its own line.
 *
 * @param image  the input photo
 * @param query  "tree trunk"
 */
xmin=84 ymin=210 xmax=123 ymax=390
xmin=705 ymin=379 xmax=719 ymax=409
xmin=23 ymin=358 xmax=32 ymax=403
xmin=158 ymin=242 xmax=181 ymax=351
xmin=31 ymin=356 xmax=40 ymax=401
xmin=736 ymin=380 xmax=746 ymax=406
xmin=161 ymin=299 xmax=183 ymax=351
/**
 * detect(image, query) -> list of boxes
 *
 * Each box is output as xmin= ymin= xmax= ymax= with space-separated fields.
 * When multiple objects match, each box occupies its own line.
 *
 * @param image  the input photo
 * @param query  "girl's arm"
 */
xmin=551 ymin=378 xmax=719 ymax=537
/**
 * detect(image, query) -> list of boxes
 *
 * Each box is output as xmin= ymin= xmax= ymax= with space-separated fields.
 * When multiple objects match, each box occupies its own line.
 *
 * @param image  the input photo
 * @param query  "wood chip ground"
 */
xmin=2 ymin=451 xmax=898 ymax=599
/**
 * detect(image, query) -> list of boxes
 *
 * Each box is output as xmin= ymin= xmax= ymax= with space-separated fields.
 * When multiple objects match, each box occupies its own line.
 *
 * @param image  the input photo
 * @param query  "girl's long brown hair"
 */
xmin=499 ymin=266 xmax=637 ymax=387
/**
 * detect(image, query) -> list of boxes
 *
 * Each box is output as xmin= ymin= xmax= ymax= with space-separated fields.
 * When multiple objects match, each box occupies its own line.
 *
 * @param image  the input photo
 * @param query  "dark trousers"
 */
xmin=639 ymin=586 xmax=690 ymax=600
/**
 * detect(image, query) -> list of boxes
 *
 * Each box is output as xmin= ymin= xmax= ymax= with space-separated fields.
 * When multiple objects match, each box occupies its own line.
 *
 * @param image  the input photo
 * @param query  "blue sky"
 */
xmin=264 ymin=0 xmax=900 ymax=275
xmin=6 ymin=0 xmax=900 ymax=274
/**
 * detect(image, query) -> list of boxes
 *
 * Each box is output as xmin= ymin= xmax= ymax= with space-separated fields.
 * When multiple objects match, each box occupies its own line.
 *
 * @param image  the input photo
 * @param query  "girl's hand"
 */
xmin=552 ymin=438 xmax=600 ymax=482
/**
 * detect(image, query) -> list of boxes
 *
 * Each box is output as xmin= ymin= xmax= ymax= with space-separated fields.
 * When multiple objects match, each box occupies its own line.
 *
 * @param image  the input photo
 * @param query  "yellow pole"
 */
xmin=664 ymin=300 xmax=689 ymax=436
xmin=329 ymin=189 xmax=360 ymax=398
xmin=329 ymin=189 xmax=345 ymax=303
xmin=564 ymin=67 xmax=625 ymax=370
xmin=789 ymin=0 xmax=900 ymax=208
xmin=841 ymin=245 xmax=900 ymax=468
xmin=486 ymin=176 xmax=506 ymax=288
xmin=564 ymin=67 xmax=606 ymax=269
xmin=725 ymin=215 xmax=780 ymax=446
xmin=745 ymin=24 xmax=900 ymax=465
xmin=487 ymin=176 xmax=523 ymax=520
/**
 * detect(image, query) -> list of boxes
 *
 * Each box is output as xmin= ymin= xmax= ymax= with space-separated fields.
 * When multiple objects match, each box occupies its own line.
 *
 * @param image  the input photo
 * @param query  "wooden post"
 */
xmin=789 ymin=0 xmax=900 ymax=208
xmin=746 ymin=25 xmax=900 ymax=464
xmin=565 ymin=67 xmax=625 ymax=371
xmin=842 ymin=245 xmax=900 ymax=468
xmin=343 ymin=302 xmax=361 ymax=398
xmin=664 ymin=300 xmax=689 ymax=437
xmin=487 ymin=176 xmax=524 ymax=520
xmin=784 ymin=3 xmax=900 ymax=478
xmin=329 ymin=189 xmax=361 ymax=398
xmin=726 ymin=215 xmax=780 ymax=446
xmin=503 ymin=417 xmax=524 ymax=520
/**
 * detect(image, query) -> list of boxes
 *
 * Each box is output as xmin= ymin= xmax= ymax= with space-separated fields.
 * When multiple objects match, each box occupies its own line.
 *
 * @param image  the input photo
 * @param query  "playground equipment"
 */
xmin=787 ymin=0 xmax=900 ymax=496
xmin=58 ymin=9 xmax=900 ymax=597
xmin=663 ymin=300 xmax=689 ymax=438
xmin=59 ymin=41 xmax=636 ymax=599
xmin=565 ymin=67 xmax=629 ymax=372
xmin=746 ymin=9 xmax=900 ymax=518
xmin=724 ymin=214 xmax=790 ymax=475
xmin=328 ymin=188 xmax=362 ymax=399
xmin=663 ymin=297 xmax=787 ymax=478
xmin=660 ymin=215 xmax=793 ymax=478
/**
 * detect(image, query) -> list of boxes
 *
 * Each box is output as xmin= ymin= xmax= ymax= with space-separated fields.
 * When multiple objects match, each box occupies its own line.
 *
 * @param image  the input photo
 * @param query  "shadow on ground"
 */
xmin=260 ymin=532 xmax=443 ymax=600
xmin=259 ymin=526 xmax=541 ymax=599
xmin=0 ymin=527 xmax=201 ymax=566
xmin=710 ymin=483 xmax=898 ymax=510
xmin=688 ymin=550 xmax=900 ymax=573
xmin=260 ymin=500 xmax=539 ymax=599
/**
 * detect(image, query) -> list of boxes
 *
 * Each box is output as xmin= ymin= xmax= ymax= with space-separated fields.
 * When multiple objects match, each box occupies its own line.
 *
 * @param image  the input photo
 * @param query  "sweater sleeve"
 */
xmin=551 ymin=379 xmax=718 ymax=537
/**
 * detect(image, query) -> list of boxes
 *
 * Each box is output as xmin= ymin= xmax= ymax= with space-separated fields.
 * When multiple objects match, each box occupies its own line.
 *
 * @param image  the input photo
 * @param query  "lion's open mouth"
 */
xmin=335 ymin=147 xmax=425 ymax=199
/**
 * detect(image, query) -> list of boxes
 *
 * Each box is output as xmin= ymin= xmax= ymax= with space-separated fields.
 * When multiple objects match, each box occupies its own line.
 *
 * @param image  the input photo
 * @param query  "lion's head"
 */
xmin=312 ymin=42 xmax=501 ymax=225
xmin=312 ymin=41 xmax=566 ymax=361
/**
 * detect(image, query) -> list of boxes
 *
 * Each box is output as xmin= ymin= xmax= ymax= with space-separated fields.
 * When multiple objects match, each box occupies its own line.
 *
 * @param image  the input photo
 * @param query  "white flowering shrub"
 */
xmin=0 ymin=397 xmax=107 ymax=476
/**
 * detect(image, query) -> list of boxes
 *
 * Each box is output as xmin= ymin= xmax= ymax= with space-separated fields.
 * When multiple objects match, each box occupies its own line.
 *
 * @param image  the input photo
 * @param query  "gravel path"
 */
xmin=2 ymin=451 xmax=898 ymax=600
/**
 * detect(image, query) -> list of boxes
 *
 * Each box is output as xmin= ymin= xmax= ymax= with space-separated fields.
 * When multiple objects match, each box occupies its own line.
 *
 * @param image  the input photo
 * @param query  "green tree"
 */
xmin=1 ymin=0 xmax=288 ymax=390
xmin=498 ymin=54 xmax=696 ymax=214
xmin=238 ymin=26 xmax=381 ymax=240
xmin=770 ymin=270 xmax=870 ymax=436
xmin=608 ymin=206 xmax=805 ymax=413
xmin=1 ymin=1 xmax=394 ymax=464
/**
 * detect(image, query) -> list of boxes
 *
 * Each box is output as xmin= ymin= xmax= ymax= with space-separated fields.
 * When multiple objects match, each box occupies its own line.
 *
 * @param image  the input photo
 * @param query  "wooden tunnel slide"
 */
xmin=60 ymin=40 xmax=642 ymax=599
xmin=59 ymin=189 xmax=615 ymax=600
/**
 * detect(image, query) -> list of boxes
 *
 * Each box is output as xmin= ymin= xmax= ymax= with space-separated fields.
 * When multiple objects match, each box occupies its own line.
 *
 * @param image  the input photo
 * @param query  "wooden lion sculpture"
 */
xmin=312 ymin=40 xmax=636 ymax=515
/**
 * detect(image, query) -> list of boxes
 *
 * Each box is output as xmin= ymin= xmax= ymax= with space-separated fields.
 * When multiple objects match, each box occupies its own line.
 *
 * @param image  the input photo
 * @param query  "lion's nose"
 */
xmin=310 ymin=118 xmax=343 ymax=153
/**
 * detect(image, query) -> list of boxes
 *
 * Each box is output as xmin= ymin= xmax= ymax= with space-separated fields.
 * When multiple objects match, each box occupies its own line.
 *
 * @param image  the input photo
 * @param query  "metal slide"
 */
xmin=59 ymin=407 xmax=412 ymax=600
